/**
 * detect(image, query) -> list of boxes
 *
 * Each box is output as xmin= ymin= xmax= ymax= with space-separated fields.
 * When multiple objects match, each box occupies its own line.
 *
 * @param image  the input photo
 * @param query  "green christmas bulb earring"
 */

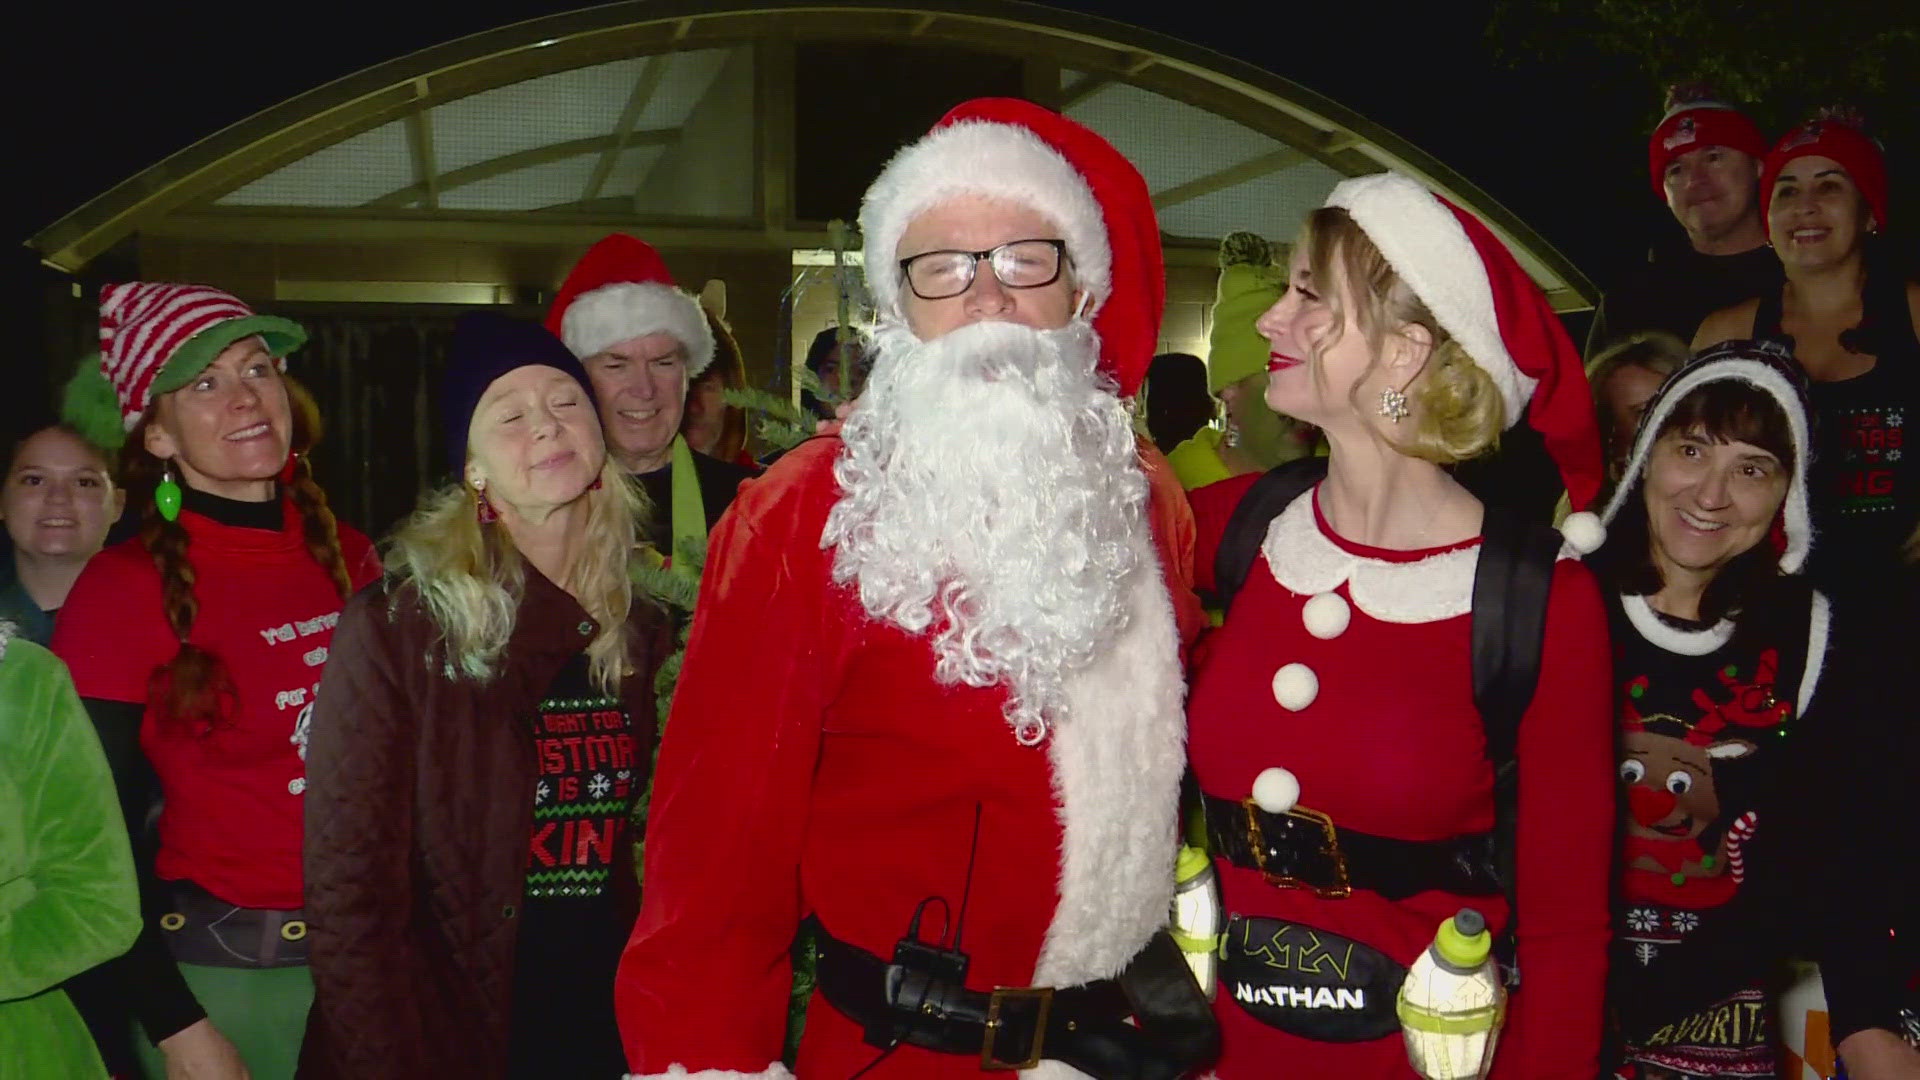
xmin=156 ymin=461 xmax=182 ymax=522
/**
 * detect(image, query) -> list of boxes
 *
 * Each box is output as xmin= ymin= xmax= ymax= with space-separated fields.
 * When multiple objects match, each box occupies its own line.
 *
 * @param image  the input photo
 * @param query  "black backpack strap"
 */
xmin=1211 ymin=457 xmax=1328 ymax=616
xmin=1468 ymin=507 xmax=1563 ymax=986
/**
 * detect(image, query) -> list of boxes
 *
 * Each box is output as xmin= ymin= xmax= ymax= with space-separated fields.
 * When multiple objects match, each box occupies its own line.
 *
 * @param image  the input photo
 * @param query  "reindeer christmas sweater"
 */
xmin=1607 ymin=587 xmax=1914 ymax=1070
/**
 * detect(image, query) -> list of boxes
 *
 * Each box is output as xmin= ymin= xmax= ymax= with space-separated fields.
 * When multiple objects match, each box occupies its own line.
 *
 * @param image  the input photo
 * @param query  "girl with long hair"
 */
xmin=0 ymin=421 xmax=124 ymax=644
xmin=52 ymin=283 xmax=380 ymax=1080
xmin=301 ymin=313 xmax=667 ymax=1080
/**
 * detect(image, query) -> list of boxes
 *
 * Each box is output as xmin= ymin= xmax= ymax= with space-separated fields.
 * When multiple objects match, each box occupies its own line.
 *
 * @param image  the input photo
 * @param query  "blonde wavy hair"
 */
xmin=1300 ymin=206 xmax=1505 ymax=463
xmin=383 ymin=455 xmax=647 ymax=694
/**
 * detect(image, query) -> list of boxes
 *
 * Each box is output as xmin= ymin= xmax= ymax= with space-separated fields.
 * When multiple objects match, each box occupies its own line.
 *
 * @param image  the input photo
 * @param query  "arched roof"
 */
xmin=27 ymin=0 xmax=1594 ymax=311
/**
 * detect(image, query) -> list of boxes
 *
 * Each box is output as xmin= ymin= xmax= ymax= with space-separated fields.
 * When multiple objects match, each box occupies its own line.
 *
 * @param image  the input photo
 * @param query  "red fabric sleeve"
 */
xmin=616 ymin=452 xmax=838 ymax=1076
xmin=1492 ymin=558 xmax=1616 ymax=1079
xmin=1186 ymin=472 xmax=1262 ymax=595
xmin=337 ymin=525 xmax=382 ymax=592
xmin=50 ymin=544 xmax=173 ymax=705
xmin=1138 ymin=438 xmax=1207 ymax=650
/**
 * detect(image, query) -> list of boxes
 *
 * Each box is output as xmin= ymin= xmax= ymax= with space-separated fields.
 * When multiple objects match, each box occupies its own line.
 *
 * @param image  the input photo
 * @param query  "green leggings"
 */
xmin=132 ymin=964 xmax=311 ymax=1080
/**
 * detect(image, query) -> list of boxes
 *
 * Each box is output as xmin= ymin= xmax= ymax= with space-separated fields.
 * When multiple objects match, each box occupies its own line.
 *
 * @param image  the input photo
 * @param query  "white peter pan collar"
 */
xmin=1259 ymin=492 xmax=1480 ymax=625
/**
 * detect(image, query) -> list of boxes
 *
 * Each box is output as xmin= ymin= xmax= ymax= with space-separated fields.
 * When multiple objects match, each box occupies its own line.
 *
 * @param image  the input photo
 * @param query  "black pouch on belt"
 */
xmin=1217 ymin=914 xmax=1405 ymax=1042
xmin=157 ymin=881 xmax=309 ymax=968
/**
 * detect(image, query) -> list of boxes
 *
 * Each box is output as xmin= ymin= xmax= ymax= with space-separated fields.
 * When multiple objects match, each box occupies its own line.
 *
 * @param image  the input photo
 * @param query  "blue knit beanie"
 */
xmin=442 ymin=312 xmax=598 ymax=472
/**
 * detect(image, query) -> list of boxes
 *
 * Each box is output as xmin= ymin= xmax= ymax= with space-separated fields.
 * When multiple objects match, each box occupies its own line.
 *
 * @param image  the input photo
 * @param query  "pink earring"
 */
xmin=474 ymin=480 xmax=498 ymax=524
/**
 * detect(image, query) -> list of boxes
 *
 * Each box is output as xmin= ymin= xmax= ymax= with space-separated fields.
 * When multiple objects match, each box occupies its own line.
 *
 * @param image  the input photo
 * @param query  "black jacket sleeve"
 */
xmin=72 ymin=696 xmax=207 ymax=1044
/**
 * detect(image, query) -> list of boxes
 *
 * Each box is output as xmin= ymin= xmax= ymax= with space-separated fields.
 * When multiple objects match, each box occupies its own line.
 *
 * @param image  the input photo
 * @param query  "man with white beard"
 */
xmin=615 ymin=99 xmax=1215 ymax=1079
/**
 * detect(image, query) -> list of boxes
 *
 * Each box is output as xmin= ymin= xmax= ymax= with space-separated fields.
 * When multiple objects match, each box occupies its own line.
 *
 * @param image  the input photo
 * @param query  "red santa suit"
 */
xmin=615 ymin=99 xmax=1200 ymax=1079
xmin=1181 ymin=172 xmax=1618 ymax=1077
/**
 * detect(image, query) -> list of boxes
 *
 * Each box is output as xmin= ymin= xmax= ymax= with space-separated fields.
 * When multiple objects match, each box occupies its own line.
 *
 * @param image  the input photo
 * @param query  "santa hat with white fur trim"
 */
xmin=859 ymin=97 xmax=1164 ymax=397
xmin=1325 ymin=172 xmax=1607 ymax=552
xmin=1600 ymin=340 xmax=1814 ymax=574
xmin=545 ymin=234 xmax=714 ymax=376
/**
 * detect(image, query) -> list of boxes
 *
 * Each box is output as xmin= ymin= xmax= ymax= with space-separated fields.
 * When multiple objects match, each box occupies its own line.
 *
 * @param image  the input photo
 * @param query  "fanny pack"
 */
xmin=157 ymin=881 xmax=308 ymax=969
xmin=1218 ymin=914 xmax=1405 ymax=1043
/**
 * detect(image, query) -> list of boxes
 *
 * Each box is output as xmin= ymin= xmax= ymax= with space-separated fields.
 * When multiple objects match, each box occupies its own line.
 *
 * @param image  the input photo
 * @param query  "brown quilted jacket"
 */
xmin=298 ymin=565 xmax=665 ymax=1079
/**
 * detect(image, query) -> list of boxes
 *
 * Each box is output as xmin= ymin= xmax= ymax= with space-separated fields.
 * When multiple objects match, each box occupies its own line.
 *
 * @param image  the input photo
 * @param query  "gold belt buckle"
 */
xmin=1242 ymin=797 xmax=1352 ymax=899
xmin=981 ymin=985 xmax=1053 ymax=1070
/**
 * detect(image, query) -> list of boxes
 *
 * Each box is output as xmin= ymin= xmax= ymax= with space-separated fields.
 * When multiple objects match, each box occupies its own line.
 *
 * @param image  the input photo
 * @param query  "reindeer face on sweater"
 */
xmin=1620 ymin=723 xmax=1754 ymax=842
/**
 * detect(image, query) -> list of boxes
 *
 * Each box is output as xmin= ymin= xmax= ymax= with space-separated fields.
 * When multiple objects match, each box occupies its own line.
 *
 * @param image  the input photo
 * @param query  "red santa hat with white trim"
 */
xmin=544 ymin=234 xmax=714 ymax=376
xmin=1325 ymin=172 xmax=1608 ymax=552
xmin=858 ymin=97 xmax=1164 ymax=398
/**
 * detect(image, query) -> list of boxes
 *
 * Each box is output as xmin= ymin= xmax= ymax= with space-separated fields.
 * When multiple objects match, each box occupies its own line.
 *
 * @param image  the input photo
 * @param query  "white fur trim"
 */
xmin=1260 ymin=493 xmax=1477 ymax=624
xmin=1326 ymin=174 xmax=1535 ymax=426
xmin=860 ymin=120 xmax=1111 ymax=322
xmin=1796 ymin=590 xmax=1830 ymax=716
xmin=1560 ymin=510 xmax=1606 ymax=555
xmin=1032 ymin=530 xmax=1184 ymax=989
xmin=1620 ymin=593 xmax=1735 ymax=655
xmin=0 ymin=619 xmax=11 ymax=660
xmin=1600 ymin=358 xmax=1813 ymax=575
xmin=622 ymin=1060 xmax=787 ymax=1068
xmin=1271 ymin=663 xmax=1319 ymax=711
xmin=560 ymin=282 xmax=715 ymax=376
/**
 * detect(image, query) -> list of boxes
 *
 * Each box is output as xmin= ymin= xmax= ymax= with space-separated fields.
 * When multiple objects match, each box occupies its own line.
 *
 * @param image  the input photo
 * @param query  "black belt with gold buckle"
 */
xmin=1202 ymin=794 xmax=1500 ymax=900
xmin=809 ymin=918 xmax=1214 ymax=1079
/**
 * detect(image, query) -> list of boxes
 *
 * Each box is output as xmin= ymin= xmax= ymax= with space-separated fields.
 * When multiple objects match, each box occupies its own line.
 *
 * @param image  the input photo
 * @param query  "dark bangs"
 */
xmin=1655 ymin=379 xmax=1796 ymax=477
xmin=1593 ymin=378 xmax=1797 ymax=627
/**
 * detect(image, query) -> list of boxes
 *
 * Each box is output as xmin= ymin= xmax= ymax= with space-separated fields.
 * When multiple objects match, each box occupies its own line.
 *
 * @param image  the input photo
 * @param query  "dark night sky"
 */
xmin=2 ymin=0 xmax=1671 ymax=428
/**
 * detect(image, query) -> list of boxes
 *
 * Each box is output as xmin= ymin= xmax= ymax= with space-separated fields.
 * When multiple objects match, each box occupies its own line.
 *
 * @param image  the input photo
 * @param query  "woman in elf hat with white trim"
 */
xmin=1588 ymin=340 xmax=1920 ymax=1080
xmin=1184 ymin=172 xmax=1616 ymax=1076
xmin=1694 ymin=112 xmax=1920 ymax=601
xmin=52 ymin=283 xmax=381 ymax=1080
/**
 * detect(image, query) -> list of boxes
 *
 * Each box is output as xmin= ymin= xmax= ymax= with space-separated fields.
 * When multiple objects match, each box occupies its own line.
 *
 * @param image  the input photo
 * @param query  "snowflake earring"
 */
xmin=1378 ymin=385 xmax=1411 ymax=423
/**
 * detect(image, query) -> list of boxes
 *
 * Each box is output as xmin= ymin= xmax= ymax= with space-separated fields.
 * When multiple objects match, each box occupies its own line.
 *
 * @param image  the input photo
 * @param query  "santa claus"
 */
xmin=614 ymin=99 xmax=1215 ymax=1078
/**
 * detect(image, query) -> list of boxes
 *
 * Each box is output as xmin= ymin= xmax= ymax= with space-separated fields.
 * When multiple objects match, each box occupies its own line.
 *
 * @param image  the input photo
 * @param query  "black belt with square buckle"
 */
xmin=1202 ymin=794 xmax=1500 ymax=900
xmin=809 ymin=918 xmax=1216 ymax=1078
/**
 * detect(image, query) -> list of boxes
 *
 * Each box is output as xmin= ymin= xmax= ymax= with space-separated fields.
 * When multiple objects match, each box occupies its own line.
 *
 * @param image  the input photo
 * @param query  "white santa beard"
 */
xmin=824 ymin=318 xmax=1147 ymax=744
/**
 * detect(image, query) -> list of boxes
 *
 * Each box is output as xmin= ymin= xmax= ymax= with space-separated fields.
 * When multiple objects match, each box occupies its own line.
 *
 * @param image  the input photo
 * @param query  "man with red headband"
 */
xmin=613 ymin=99 xmax=1215 ymax=1079
xmin=1587 ymin=88 xmax=1781 ymax=358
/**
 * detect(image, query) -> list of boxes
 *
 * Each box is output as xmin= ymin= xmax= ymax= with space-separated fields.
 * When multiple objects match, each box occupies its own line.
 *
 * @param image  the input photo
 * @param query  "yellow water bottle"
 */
xmin=1397 ymin=907 xmax=1506 ymax=1080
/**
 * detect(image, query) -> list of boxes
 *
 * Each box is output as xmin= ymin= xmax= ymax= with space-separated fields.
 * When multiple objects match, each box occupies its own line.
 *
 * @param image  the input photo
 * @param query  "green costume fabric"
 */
xmin=0 ymin=627 xmax=140 ymax=1080
xmin=668 ymin=432 xmax=705 ymax=571
xmin=129 ymin=964 xmax=312 ymax=1080
xmin=1167 ymin=427 xmax=1235 ymax=491
xmin=1207 ymin=232 xmax=1284 ymax=394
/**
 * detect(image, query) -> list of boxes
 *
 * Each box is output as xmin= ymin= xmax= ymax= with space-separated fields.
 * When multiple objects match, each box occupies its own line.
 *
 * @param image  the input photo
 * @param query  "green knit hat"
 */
xmin=1207 ymin=231 xmax=1283 ymax=395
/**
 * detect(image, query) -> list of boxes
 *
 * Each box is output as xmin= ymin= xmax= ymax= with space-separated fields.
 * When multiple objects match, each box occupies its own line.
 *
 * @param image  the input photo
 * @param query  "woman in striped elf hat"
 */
xmin=52 ymin=283 xmax=381 ymax=1080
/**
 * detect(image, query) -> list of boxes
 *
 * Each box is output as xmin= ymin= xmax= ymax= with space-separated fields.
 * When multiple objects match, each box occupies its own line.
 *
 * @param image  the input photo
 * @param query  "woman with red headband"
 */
xmin=1694 ymin=113 xmax=1919 ymax=599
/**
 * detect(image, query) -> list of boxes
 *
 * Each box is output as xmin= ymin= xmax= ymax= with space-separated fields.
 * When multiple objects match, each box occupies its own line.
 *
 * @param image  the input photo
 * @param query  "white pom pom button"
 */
xmin=1302 ymin=592 xmax=1351 ymax=639
xmin=1271 ymin=662 xmax=1318 ymax=711
xmin=1252 ymin=767 xmax=1300 ymax=814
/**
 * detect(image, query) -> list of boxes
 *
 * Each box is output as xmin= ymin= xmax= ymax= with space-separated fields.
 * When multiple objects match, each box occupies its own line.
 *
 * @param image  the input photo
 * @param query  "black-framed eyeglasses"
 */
xmin=897 ymin=239 xmax=1069 ymax=301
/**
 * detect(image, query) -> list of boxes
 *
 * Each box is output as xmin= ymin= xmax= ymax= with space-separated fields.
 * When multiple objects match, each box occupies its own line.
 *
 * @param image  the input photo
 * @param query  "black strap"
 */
xmin=1468 ymin=507 xmax=1562 ymax=982
xmin=1212 ymin=457 xmax=1327 ymax=615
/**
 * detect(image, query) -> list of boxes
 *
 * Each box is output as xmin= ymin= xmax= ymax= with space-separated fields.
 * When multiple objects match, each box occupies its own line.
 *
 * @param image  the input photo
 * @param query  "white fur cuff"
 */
xmin=625 ymin=1066 xmax=796 ymax=1080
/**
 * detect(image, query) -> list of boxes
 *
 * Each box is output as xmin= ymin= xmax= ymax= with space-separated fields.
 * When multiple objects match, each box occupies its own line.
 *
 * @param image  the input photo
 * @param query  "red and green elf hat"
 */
xmin=63 ymin=283 xmax=305 ymax=450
